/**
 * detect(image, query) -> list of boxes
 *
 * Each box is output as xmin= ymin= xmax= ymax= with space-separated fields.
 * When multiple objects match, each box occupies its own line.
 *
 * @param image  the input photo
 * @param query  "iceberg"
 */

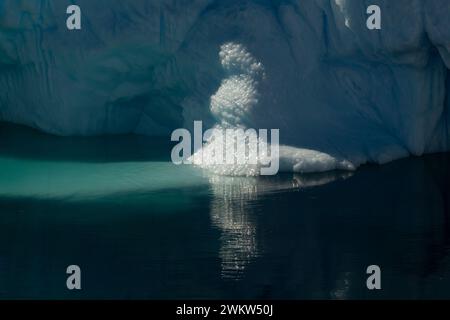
xmin=0 ymin=0 xmax=449 ymax=172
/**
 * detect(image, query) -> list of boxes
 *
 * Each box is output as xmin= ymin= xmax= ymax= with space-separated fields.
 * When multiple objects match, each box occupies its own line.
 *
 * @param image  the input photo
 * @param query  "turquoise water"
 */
xmin=0 ymin=122 xmax=449 ymax=299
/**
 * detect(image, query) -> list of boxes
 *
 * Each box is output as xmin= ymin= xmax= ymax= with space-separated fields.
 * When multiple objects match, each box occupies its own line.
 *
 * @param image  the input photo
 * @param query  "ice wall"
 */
xmin=0 ymin=0 xmax=449 ymax=169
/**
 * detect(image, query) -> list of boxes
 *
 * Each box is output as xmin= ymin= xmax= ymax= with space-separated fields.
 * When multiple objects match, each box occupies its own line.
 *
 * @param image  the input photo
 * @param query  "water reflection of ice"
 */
xmin=208 ymin=171 xmax=353 ymax=280
xmin=209 ymin=177 xmax=259 ymax=280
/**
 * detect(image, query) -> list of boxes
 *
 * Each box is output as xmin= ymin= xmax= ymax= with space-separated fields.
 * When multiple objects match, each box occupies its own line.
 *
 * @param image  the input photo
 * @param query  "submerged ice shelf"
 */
xmin=0 ymin=0 xmax=449 ymax=173
xmin=0 ymin=122 xmax=352 ymax=198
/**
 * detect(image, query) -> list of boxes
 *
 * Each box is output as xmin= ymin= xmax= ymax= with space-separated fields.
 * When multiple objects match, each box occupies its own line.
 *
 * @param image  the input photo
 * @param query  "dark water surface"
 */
xmin=0 ymin=122 xmax=449 ymax=299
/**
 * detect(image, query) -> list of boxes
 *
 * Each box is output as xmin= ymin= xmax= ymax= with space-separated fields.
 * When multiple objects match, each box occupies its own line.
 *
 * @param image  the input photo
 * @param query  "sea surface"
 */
xmin=0 ymin=122 xmax=449 ymax=299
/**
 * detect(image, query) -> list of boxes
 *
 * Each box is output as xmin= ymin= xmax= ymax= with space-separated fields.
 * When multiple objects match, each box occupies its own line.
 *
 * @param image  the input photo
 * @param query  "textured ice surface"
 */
xmin=192 ymin=42 xmax=354 ymax=175
xmin=0 ymin=0 xmax=449 ymax=172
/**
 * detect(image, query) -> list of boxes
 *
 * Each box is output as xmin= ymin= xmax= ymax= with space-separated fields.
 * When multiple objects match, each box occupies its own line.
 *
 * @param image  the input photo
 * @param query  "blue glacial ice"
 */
xmin=0 ymin=0 xmax=449 ymax=173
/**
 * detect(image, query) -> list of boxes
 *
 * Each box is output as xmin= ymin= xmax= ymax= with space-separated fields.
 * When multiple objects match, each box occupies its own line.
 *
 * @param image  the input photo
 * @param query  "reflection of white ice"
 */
xmin=331 ymin=271 xmax=352 ymax=300
xmin=208 ymin=171 xmax=353 ymax=280
xmin=209 ymin=177 xmax=260 ymax=280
